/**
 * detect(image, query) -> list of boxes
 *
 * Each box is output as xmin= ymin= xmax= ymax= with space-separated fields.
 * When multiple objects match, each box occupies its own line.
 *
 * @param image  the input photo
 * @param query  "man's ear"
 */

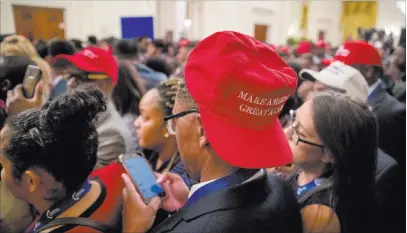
xmin=22 ymin=170 xmax=40 ymax=193
xmin=0 ymin=79 xmax=11 ymax=92
xmin=196 ymin=115 xmax=209 ymax=148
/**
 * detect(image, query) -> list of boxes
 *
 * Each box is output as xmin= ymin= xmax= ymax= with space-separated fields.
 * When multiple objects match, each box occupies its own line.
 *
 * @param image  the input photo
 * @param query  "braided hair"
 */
xmin=156 ymin=78 xmax=182 ymax=117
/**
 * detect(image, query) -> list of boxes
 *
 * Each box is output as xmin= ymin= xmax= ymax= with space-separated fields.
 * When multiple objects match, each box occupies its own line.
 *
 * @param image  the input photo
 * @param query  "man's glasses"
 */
xmin=62 ymin=72 xmax=88 ymax=82
xmin=164 ymin=109 xmax=199 ymax=135
xmin=289 ymin=110 xmax=324 ymax=149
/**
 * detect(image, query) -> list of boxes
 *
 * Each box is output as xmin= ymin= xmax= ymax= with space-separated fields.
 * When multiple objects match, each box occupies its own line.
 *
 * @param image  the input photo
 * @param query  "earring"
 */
xmin=164 ymin=133 xmax=170 ymax=138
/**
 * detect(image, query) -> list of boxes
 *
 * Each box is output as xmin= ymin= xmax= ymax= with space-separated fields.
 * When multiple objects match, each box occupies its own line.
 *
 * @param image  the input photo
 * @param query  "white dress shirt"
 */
xmin=368 ymin=79 xmax=382 ymax=97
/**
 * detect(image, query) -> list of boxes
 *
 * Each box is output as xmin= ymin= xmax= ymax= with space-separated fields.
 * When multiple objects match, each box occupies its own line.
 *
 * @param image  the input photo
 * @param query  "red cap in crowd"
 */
xmin=334 ymin=40 xmax=382 ymax=67
xmin=320 ymin=58 xmax=333 ymax=67
xmin=54 ymin=47 xmax=118 ymax=84
xmin=185 ymin=31 xmax=298 ymax=168
xmin=314 ymin=40 xmax=328 ymax=50
xmin=296 ymin=41 xmax=312 ymax=54
xmin=179 ymin=39 xmax=192 ymax=48
xmin=279 ymin=46 xmax=289 ymax=54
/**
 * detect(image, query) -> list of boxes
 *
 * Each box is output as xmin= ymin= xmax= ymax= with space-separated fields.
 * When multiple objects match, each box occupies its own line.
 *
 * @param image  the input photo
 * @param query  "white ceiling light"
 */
xmin=184 ymin=19 xmax=192 ymax=29
xmin=397 ymin=1 xmax=405 ymax=15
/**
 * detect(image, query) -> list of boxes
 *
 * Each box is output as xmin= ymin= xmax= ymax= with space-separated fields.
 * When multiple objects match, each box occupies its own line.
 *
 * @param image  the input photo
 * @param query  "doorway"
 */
xmin=13 ymin=5 xmax=65 ymax=41
xmin=254 ymin=24 xmax=269 ymax=43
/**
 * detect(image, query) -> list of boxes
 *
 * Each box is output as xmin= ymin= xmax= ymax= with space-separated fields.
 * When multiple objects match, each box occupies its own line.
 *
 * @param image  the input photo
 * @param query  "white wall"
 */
xmin=0 ymin=0 xmax=155 ymax=40
xmin=187 ymin=1 xmax=297 ymax=45
xmin=377 ymin=0 xmax=406 ymax=45
xmin=189 ymin=0 xmax=404 ymax=46
xmin=306 ymin=0 xmax=406 ymax=46
xmin=157 ymin=0 xmax=186 ymax=41
xmin=307 ymin=0 xmax=342 ymax=46
xmin=1 ymin=0 xmax=405 ymax=45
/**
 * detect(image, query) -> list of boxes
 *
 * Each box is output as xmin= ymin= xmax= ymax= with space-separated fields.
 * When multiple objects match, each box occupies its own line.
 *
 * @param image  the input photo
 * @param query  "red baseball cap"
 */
xmin=296 ymin=41 xmax=312 ymax=54
xmin=314 ymin=40 xmax=328 ymax=50
xmin=185 ymin=31 xmax=297 ymax=168
xmin=279 ymin=46 xmax=289 ymax=54
xmin=179 ymin=39 xmax=191 ymax=47
xmin=320 ymin=58 xmax=333 ymax=67
xmin=54 ymin=47 xmax=118 ymax=84
xmin=334 ymin=40 xmax=382 ymax=67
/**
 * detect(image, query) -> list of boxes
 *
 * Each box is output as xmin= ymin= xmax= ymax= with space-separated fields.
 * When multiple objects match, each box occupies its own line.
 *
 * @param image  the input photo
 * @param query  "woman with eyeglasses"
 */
xmin=285 ymin=91 xmax=377 ymax=233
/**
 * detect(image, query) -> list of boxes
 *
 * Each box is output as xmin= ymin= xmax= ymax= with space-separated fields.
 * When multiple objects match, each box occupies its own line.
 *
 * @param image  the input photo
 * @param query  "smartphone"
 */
xmin=22 ymin=65 xmax=42 ymax=98
xmin=119 ymin=154 xmax=165 ymax=203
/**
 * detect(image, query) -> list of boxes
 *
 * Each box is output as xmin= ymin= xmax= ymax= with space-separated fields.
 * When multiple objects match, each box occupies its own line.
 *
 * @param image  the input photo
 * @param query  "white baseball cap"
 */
xmin=299 ymin=61 xmax=369 ymax=103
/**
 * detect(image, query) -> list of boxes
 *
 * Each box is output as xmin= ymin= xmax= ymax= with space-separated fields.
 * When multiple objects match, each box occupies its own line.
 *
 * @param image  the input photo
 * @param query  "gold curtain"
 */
xmin=341 ymin=1 xmax=377 ymax=42
xmin=300 ymin=0 xmax=309 ymax=38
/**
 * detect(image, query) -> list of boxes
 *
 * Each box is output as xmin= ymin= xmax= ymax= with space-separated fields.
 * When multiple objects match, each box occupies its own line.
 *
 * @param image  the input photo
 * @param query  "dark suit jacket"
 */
xmin=390 ymin=81 xmax=406 ymax=103
xmin=368 ymin=84 xmax=406 ymax=164
xmin=374 ymin=149 xmax=405 ymax=233
xmin=149 ymin=172 xmax=303 ymax=233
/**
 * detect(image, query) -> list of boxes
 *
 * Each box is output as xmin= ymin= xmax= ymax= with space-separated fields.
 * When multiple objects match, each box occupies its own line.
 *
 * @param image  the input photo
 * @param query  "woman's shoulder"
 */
xmin=300 ymin=184 xmax=333 ymax=209
xmin=301 ymin=204 xmax=340 ymax=233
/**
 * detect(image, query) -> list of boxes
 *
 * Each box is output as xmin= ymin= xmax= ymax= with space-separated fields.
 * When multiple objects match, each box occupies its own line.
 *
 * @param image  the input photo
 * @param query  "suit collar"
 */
xmin=367 ymin=83 xmax=387 ymax=110
xmin=368 ymin=79 xmax=382 ymax=96
xmin=183 ymin=171 xmax=269 ymax=220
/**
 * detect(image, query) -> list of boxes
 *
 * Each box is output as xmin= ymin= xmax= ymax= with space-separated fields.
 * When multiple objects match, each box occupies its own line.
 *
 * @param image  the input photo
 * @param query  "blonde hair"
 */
xmin=0 ymin=35 xmax=51 ymax=102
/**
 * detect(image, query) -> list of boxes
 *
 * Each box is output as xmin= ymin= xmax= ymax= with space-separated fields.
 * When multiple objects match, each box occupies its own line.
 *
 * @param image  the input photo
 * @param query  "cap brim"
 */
xmin=299 ymin=69 xmax=319 ymax=82
xmin=199 ymin=105 xmax=292 ymax=169
xmin=300 ymin=69 xmax=344 ymax=91
xmin=54 ymin=54 xmax=101 ymax=74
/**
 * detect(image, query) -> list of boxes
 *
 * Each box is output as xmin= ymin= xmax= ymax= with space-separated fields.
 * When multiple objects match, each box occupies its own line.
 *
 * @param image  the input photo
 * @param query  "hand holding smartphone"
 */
xmin=22 ymin=65 xmax=42 ymax=98
xmin=119 ymin=154 xmax=165 ymax=204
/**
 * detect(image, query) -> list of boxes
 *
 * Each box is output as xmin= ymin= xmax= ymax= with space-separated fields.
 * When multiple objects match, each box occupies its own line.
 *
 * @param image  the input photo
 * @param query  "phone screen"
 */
xmin=122 ymin=156 xmax=165 ymax=202
xmin=23 ymin=65 xmax=42 ymax=98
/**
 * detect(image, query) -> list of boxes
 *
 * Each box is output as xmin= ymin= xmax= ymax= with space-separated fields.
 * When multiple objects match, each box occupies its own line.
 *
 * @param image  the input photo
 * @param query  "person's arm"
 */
xmin=301 ymin=204 xmax=340 ymax=233
xmin=121 ymin=172 xmax=189 ymax=233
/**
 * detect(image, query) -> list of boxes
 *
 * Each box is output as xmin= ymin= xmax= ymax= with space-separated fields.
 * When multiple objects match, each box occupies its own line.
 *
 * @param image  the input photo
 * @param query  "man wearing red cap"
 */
xmin=54 ymin=47 xmax=135 ymax=169
xmin=312 ymin=40 xmax=331 ymax=65
xmin=334 ymin=40 xmax=406 ymax=164
xmin=120 ymin=31 xmax=303 ymax=233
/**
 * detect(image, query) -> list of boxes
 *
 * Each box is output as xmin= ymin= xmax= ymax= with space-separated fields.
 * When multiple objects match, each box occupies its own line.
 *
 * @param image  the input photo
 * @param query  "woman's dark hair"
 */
xmin=114 ymin=39 xmax=140 ymax=60
xmin=101 ymin=36 xmax=117 ymax=45
xmin=137 ymin=36 xmax=149 ymax=42
xmin=70 ymin=39 xmax=83 ymax=51
xmin=145 ymin=57 xmax=172 ymax=77
xmin=312 ymin=92 xmax=377 ymax=233
xmin=151 ymin=39 xmax=165 ymax=49
xmin=88 ymin=35 xmax=98 ymax=45
xmin=35 ymin=40 xmax=48 ymax=59
xmin=48 ymin=39 xmax=75 ymax=58
xmin=4 ymin=84 xmax=106 ymax=195
xmin=112 ymin=62 xmax=146 ymax=116
xmin=156 ymin=78 xmax=182 ymax=117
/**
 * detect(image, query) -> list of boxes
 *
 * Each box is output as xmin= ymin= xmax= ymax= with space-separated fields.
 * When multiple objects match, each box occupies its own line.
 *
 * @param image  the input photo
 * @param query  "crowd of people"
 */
xmin=0 ymin=27 xmax=405 ymax=233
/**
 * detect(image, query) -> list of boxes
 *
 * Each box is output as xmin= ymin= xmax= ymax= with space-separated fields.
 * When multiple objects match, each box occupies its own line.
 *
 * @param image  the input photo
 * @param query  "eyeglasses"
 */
xmin=62 ymin=72 xmax=88 ymax=82
xmin=289 ymin=110 xmax=324 ymax=149
xmin=164 ymin=109 xmax=199 ymax=135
